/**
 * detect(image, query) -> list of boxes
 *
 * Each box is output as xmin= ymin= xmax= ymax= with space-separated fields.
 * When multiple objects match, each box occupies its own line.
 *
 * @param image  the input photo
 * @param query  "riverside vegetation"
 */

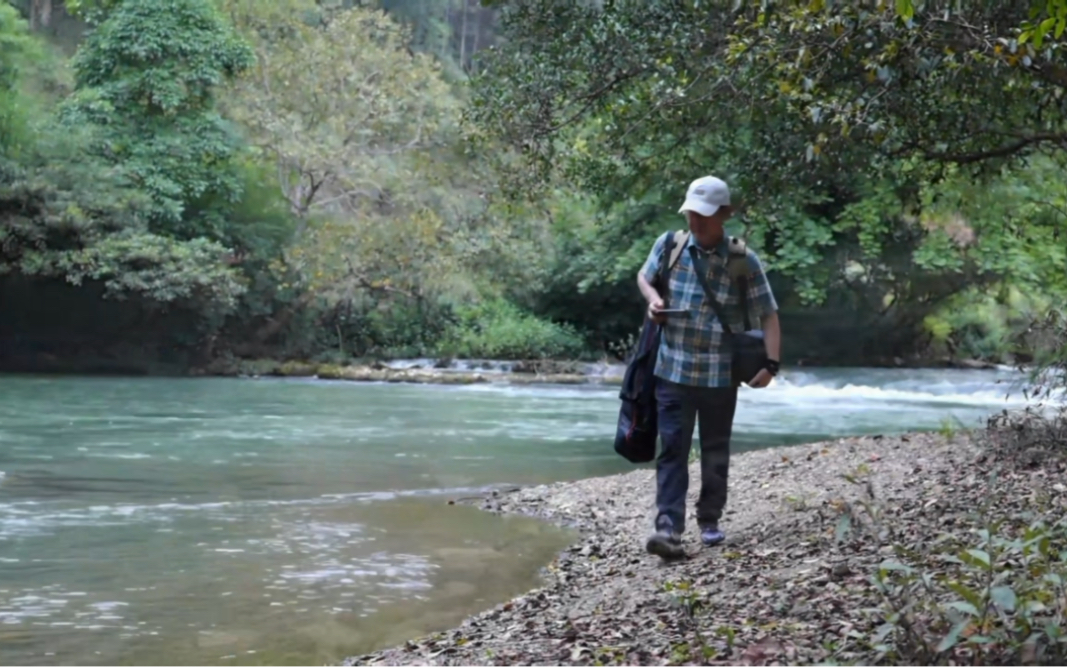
xmin=0 ymin=0 xmax=1065 ymax=375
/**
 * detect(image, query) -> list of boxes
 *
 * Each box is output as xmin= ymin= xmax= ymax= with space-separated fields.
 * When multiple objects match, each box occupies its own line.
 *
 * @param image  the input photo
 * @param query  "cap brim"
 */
xmin=678 ymin=197 xmax=721 ymax=217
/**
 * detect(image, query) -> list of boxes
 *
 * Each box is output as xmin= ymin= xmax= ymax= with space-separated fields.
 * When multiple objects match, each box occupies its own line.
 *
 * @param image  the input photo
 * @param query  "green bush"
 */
xmin=864 ymin=514 xmax=1067 ymax=665
xmin=437 ymin=298 xmax=588 ymax=360
xmin=838 ymin=409 xmax=1067 ymax=666
xmin=924 ymin=286 xmax=1057 ymax=363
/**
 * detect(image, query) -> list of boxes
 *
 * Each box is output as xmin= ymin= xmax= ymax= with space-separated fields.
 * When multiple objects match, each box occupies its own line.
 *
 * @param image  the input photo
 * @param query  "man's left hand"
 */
xmin=747 ymin=369 xmax=773 ymax=388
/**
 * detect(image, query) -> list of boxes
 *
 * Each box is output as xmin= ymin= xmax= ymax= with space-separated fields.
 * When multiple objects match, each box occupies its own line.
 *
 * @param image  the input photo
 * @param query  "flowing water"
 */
xmin=0 ymin=367 xmax=1036 ymax=665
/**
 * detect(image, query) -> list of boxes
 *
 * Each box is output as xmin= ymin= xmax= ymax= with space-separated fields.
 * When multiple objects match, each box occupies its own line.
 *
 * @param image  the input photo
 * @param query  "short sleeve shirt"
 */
xmin=640 ymin=231 xmax=778 ymax=387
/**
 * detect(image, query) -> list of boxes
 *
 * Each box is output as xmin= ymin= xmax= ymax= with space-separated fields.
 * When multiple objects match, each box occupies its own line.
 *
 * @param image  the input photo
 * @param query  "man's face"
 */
xmin=687 ymin=208 xmax=732 ymax=237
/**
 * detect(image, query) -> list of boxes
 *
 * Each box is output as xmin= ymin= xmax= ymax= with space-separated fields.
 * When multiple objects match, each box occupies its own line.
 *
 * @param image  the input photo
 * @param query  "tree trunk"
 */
xmin=459 ymin=0 xmax=469 ymax=71
xmin=250 ymin=290 xmax=317 ymax=345
xmin=29 ymin=0 xmax=53 ymax=30
xmin=443 ymin=1 xmax=452 ymax=61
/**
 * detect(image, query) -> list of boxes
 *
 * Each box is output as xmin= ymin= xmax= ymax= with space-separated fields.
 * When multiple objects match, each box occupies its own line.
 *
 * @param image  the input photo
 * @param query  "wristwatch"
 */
xmin=764 ymin=359 xmax=780 ymax=376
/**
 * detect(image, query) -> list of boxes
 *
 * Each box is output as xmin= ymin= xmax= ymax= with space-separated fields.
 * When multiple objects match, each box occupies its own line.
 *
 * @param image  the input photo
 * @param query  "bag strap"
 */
xmin=687 ymin=246 xmax=733 ymax=336
xmin=655 ymin=231 xmax=677 ymax=307
xmin=668 ymin=230 xmax=689 ymax=271
xmin=726 ymin=237 xmax=752 ymax=331
xmin=687 ymin=236 xmax=753 ymax=335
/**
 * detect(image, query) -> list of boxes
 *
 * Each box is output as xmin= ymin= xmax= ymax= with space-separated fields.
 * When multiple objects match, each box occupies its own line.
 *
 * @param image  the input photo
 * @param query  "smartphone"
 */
xmin=656 ymin=308 xmax=689 ymax=316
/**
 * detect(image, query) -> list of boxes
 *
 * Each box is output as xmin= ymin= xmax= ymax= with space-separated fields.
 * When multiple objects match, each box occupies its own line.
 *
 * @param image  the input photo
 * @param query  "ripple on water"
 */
xmin=0 ymin=585 xmax=137 ymax=631
xmin=1 ymin=371 xmax=1040 ymax=666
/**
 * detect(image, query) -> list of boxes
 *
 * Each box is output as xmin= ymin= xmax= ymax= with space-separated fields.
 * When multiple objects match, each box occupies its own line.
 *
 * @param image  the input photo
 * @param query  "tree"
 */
xmin=59 ymin=0 xmax=255 ymax=243
xmin=474 ymin=0 xmax=1067 ymax=193
xmin=1 ymin=162 xmax=244 ymax=309
xmin=0 ymin=1 xmax=40 ymax=155
xmin=466 ymin=0 xmax=1067 ymax=361
xmin=725 ymin=0 xmax=1067 ymax=178
xmin=226 ymin=6 xmax=468 ymax=309
xmin=228 ymin=6 xmax=459 ymax=221
xmin=0 ymin=0 xmax=295 ymax=370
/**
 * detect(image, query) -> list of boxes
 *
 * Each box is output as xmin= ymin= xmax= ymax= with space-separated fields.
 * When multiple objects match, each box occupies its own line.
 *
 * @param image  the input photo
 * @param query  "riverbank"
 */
xmin=347 ymin=409 xmax=1067 ymax=666
xmin=183 ymin=356 xmax=1009 ymax=388
xmin=191 ymin=357 xmax=619 ymax=386
xmin=1 ymin=350 xmax=1008 ymax=381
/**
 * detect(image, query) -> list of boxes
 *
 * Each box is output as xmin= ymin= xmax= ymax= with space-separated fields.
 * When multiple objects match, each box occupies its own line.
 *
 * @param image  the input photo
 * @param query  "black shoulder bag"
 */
xmin=613 ymin=232 xmax=679 ymax=463
xmin=687 ymin=244 xmax=768 ymax=387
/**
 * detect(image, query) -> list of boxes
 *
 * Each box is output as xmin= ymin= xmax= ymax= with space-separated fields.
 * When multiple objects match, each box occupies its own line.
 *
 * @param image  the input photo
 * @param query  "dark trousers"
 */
xmin=654 ymin=377 xmax=739 ymax=533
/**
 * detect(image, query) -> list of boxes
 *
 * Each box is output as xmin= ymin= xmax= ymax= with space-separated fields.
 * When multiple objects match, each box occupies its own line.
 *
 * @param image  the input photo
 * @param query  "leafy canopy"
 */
xmin=227 ymin=4 xmax=459 ymax=220
xmin=60 ymin=0 xmax=254 ymax=241
xmin=469 ymin=0 xmax=1067 ymax=299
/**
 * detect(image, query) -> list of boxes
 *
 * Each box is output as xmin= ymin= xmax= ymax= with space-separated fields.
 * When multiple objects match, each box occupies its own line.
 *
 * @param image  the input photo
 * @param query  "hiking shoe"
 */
xmin=700 ymin=525 xmax=725 ymax=547
xmin=646 ymin=529 xmax=685 ymax=559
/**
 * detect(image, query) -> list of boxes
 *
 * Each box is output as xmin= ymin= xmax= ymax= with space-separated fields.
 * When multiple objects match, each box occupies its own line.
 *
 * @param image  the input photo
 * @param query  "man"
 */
xmin=636 ymin=175 xmax=781 ymax=559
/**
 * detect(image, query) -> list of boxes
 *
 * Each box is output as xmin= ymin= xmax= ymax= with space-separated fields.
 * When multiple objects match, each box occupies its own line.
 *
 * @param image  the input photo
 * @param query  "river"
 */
xmin=0 ymin=367 xmax=1035 ymax=665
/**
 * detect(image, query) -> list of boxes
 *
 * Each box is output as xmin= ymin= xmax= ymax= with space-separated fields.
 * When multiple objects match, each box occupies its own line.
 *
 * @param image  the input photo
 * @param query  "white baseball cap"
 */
xmin=678 ymin=176 xmax=731 ymax=217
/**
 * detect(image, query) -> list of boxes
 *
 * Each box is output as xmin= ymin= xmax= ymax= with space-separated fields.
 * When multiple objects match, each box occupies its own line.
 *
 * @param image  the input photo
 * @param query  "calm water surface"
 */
xmin=0 ymin=368 xmax=1034 ymax=664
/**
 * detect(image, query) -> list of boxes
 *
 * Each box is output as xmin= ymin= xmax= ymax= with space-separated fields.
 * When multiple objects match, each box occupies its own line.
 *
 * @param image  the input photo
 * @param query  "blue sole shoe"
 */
xmin=701 ymin=526 xmax=725 ymax=546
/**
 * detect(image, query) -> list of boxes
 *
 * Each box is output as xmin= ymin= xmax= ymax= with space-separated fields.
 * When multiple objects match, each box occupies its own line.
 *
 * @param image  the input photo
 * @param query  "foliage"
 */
xmin=378 ymin=0 xmax=501 ymax=77
xmin=834 ymin=408 xmax=1067 ymax=665
xmin=0 ymin=0 xmax=282 ymax=370
xmin=218 ymin=0 xmax=325 ymax=37
xmin=0 ymin=129 xmax=246 ymax=311
xmin=518 ymin=191 xmax=663 ymax=356
xmin=473 ymin=0 xmax=1067 ymax=196
xmin=2 ymin=1 xmax=249 ymax=315
xmin=1024 ymin=309 xmax=1067 ymax=401
xmin=923 ymin=287 xmax=1057 ymax=363
xmin=0 ymin=2 xmax=36 ymax=90
xmin=59 ymin=0 xmax=254 ymax=241
xmin=726 ymin=0 xmax=1067 ymax=178
xmin=227 ymin=5 xmax=458 ymax=221
xmin=437 ymin=298 xmax=586 ymax=360
xmin=219 ymin=3 xmax=566 ymax=361
xmin=867 ymin=513 xmax=1067 ymax=665
xmin=6 ymin=0 xmax=1067 ymax=368
xmin=0 ymin=1 xmax=40 ymax=156
xmin=464 ymin=0 xmax=1067 ymax=361
xmin=225 ymin=2 xmax=464 ymax=314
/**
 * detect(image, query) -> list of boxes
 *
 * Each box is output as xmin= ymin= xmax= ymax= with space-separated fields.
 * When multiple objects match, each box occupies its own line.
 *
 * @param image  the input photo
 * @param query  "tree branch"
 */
xmin=919 ymin=133 xmax=1067 ymax=165
xmin=343 ymin=257 xmax=417 ymax=299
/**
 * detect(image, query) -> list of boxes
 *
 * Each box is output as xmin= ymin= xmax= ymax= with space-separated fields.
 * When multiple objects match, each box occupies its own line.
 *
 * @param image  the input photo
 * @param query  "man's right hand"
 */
xmin=647 ymin=297 xmax=667 ymax=324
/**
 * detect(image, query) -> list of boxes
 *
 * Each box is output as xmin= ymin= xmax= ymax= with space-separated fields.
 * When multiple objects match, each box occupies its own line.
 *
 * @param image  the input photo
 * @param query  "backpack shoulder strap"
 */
xmin=726 ymin=236 xmax=749 ymax=278
xmin=727 ymin=236 xmax=752 ymax=330
xmin=668 ymin=230 xmax=689 ymax=270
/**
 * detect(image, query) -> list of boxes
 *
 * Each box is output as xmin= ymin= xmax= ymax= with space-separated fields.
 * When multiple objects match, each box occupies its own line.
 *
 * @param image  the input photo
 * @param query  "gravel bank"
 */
xmin=347 ymin=421 xmax=1065 ymax=666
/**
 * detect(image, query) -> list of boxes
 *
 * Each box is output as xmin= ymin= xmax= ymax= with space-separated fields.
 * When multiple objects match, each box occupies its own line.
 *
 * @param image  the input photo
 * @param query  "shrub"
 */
xmin=839 ymin=409 xmax=1067 ymax=666
xmin=437 ymin=298 xmax=588 ymax=360
xmin=923 ymin=287 xmax=1057 ymax=363
xmin=864 ymin=511 xmax=1067 ymax=665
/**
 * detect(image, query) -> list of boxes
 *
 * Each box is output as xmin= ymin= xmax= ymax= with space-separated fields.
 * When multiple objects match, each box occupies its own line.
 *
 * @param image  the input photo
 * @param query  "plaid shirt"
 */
xmin=640 ymin=232 xmax=779 ymax=388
